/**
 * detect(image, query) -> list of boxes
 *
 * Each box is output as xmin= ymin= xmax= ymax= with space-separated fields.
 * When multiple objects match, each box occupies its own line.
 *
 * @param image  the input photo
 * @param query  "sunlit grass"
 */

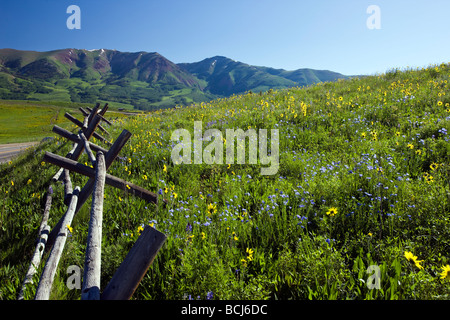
xmin=1 ymin=63 xmax=450 ymax=300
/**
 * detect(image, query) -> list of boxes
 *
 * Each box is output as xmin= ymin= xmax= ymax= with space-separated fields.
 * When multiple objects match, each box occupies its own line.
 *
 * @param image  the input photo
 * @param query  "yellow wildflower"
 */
xmin=424 ymin=174 xmax=434 ymax=184
xmin=207 ymin=203 xmax=217 ymax=216
xmin=440 ymin=265 xmax=450 ymax=280
xmin=326 ymin=207 xmax=338 ymax=217
xmin=404 ymin=251 xmax=424 ymax=270
xmin=430 ymin=163 xmax=439 ymax=171
xmin=246 ymin=248 xmax=254 ymax=261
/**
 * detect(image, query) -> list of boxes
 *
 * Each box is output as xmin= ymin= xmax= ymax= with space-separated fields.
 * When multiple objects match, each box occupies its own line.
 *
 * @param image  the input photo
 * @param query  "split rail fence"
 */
xmin=17 ymin=103 xmax=167 ymax=300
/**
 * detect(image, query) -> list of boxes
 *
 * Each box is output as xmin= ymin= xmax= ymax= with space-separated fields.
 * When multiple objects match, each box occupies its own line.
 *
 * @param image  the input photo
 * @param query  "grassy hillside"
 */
xmin=1 ymin=63 xmax=450 ymax=300
xmin=0 ymin=49 xmax=349 ymax=112
xmin=179 ymin=56 xmax=349 ymax=96
xmin=0 ymin=48 xmax=217 ymax=110
xmin=0 ymin=100 xmax=132 ymax=144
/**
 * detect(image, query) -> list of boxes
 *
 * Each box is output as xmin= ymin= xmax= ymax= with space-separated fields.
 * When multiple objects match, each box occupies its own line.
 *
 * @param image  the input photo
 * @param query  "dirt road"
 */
xmin=0 ymin=142 xmax=40 ymax=164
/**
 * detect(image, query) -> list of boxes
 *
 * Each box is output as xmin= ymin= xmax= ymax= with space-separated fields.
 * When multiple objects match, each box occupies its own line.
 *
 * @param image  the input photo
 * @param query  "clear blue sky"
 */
xmin=1 ymin=0 xmax=449 ymax=76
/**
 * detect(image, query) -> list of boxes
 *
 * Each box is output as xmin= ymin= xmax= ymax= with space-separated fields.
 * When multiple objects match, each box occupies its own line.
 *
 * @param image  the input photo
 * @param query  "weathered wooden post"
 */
xmin=101 ymin=225 xmax=167 ymax=300
xmin=65 ymin=112 xmax=110 ymax=145
xmin=81 ymin=152 xmax=106 ymax=300
xmin=45 ymin=129 xmax=132 ymax=252
xmin=52 ymin=144 xmax=77 ymax=183
xmin=33 ymin=103 xmax=168 ymax=301
xmin=34 ymin=187 xmax=80 ymax=300
xmin=52 ymin=112 xmax=102 ymax=183
xmin=17 ymin=185 xmax=53 ymax=300
xmin=79 ymin=131 xmax=96 ymax=166
xmin=75 ymin=129 xmax=132 ymax=213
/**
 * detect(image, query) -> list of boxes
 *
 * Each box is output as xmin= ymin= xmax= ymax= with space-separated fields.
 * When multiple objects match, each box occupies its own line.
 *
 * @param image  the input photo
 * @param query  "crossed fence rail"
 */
xmin=17 ymin=103 xmax=167 ymax=300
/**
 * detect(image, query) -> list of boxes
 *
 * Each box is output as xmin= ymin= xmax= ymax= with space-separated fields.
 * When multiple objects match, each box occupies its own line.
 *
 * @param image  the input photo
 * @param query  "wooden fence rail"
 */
xmin=17 ymin=186 xmax=53 ymax=300
xmin=35 ymin=186 xmax=80 ymax=300
xmin=81 ymin=151 xmax=106 ymax=300
xmin=19 ymin=104 xmax=167 ymax=300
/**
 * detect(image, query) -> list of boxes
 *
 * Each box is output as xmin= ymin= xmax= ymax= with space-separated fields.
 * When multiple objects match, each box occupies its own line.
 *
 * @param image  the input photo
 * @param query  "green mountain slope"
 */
xmin=178 ymin=56 xmax=349 ymax=95
xmin=0 ymin=48 xmax=349 ymax=110
xmin=178 ymin=56 xmax=297 ymax=95
xmin=0 ymin=48 xmax=213 ymax=110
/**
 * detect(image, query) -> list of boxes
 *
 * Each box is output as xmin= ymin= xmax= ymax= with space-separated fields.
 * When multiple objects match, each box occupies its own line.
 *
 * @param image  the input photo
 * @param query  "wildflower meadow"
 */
xmin=1 ymin=63 xmax=450 ymax=300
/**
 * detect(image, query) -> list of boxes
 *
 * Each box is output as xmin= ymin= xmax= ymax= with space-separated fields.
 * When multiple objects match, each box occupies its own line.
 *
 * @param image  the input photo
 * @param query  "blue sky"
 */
xmin=1 ymin=0 xmax=449 ymax=76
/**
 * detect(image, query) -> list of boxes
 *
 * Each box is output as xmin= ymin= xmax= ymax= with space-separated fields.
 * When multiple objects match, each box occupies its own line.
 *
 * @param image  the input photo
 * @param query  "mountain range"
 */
xmin=0 ymin=48 xmax=349 ymax=110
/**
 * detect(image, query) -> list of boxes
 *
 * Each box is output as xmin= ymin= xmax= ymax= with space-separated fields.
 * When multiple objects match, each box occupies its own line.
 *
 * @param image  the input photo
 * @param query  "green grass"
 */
xmin=1 ymin=63 xmax=450 ymax=300
xmin=0 ymin=100 xmax=132 ymax=144
xmin=0 ymin=102 xmax=73 ymax=144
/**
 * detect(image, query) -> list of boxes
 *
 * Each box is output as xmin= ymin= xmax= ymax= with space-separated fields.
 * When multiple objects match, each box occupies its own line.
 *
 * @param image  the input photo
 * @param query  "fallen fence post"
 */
xmin=17 ymin=185 xmax=53 ymax=300
xmin=35 ymin=187 xmax=80 ymax=300
xmin=81 ymin=152 xmax=106 ymax=300
xmin=101 ymin=225 xmax=167 ymax=300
